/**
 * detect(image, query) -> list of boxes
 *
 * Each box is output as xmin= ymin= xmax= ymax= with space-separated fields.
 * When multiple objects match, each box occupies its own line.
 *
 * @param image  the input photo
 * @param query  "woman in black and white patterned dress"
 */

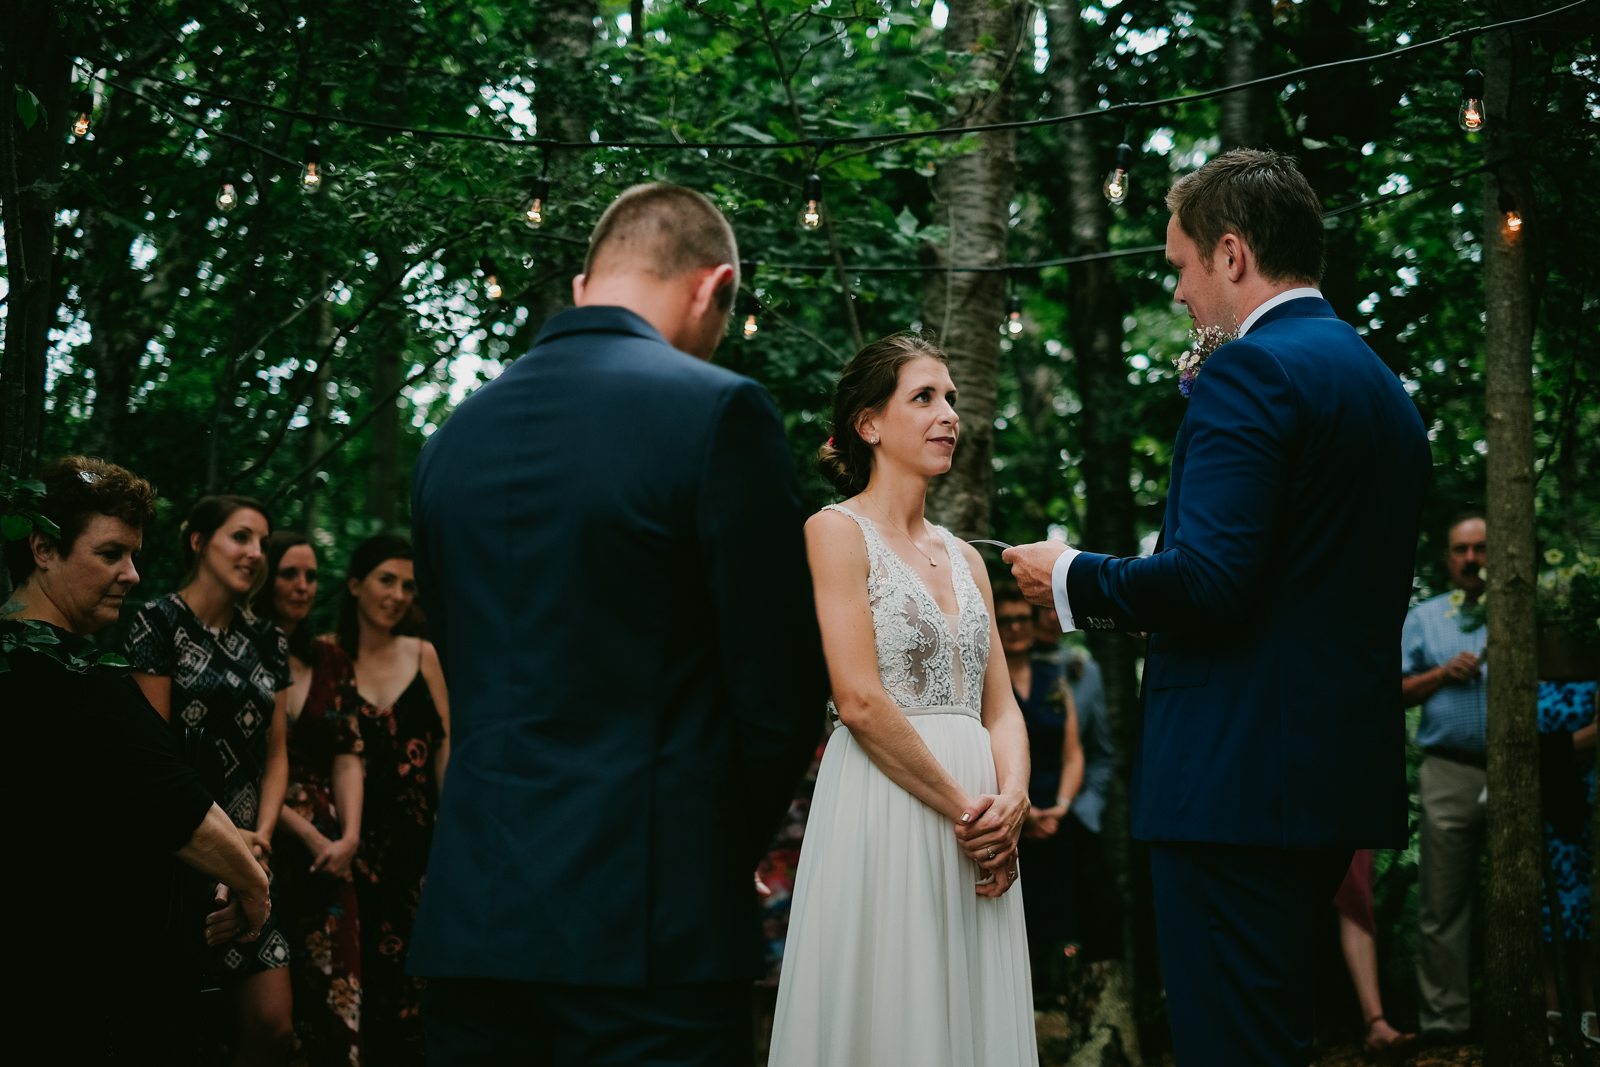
xmin=129 ymin=494 xmax=295 ymax=1064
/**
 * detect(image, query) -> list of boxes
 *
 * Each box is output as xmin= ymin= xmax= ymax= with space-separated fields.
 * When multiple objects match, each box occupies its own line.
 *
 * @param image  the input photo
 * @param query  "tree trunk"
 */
xmin=920 ymin=0 xmax=1022 ymax=540
xmin=301 ymin=298 xmax=337 ymax=539
xmin=524 ymin=0 xmax=597 ymax=333
xmin=1479 ymin=5 xmax=1547 ymax=1063
xmin=1045 ymin=1 xmax=1158 ymax=1059
xmin=367 ymin=292 xmax=404 ymax=531
xmin=0 ymin=0 xmax=72 ymax=477
xmin=1219 ymin=0 xmax=1273 ymax=150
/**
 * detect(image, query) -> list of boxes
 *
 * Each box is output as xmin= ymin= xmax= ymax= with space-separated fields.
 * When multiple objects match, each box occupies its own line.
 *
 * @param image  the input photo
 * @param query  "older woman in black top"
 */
xmin=2 ymin=456 xmax=270 ymax=1063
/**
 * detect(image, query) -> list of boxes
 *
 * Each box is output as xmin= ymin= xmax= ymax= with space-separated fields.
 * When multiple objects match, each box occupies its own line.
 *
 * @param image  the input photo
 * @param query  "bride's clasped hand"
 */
xmin=957 ymin=789 xmax=1029 ymax=894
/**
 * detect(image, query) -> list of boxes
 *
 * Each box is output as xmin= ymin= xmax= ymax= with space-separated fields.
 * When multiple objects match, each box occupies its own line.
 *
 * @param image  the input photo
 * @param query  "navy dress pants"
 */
xmin=1150 ymin=842 xmax=1351 ymax=1067
xmin=424 ymin=976 xmax=751 ymax=1067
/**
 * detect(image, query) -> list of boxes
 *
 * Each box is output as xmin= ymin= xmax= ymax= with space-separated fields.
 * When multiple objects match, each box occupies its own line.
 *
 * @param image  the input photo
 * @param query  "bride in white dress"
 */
xmin=770 ymin=333 xmax=1038 ymax=1067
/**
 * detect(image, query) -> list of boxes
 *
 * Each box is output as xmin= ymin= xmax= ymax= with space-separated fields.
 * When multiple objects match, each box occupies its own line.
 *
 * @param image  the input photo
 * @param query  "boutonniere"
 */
xmin=1173 ymin=324 xmax=1239 ymax=398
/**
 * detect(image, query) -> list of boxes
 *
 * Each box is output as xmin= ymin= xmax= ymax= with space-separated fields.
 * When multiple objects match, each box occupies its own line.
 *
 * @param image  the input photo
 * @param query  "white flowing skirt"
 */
xmin=769 ymin=706 xmax=1038 ymax=1067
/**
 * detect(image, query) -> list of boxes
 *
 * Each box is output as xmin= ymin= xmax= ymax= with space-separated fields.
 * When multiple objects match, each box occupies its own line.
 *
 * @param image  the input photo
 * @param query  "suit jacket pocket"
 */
xmin=1146 ymin=650 xmax=1210 ymax=689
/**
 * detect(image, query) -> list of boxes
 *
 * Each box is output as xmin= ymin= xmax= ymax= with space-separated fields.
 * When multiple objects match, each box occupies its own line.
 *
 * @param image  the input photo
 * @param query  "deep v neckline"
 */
xmin=836 ymin=505 xmax=966 ymax=622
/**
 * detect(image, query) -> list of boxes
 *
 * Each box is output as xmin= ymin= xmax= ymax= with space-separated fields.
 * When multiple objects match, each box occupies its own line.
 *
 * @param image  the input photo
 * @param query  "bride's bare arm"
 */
xmin=954 ymin=542 xmax=1032 ymax=874
xmin=807 ymin=509 xmax=975 ymax=822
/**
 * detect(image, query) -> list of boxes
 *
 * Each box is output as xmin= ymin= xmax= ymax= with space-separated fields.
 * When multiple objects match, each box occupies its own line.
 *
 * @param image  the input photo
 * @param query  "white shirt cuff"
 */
xmin=1050 ymin=546 xmax=1081 ymax=633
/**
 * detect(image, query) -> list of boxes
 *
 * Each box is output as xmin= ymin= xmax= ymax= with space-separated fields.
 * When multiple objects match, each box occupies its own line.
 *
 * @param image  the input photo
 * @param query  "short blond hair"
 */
xmin=584 ymin=184 xmax=739 ymax=311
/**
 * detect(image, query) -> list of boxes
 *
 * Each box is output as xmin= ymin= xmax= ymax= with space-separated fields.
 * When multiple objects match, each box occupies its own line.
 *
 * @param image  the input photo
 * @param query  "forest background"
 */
xmin=2 ymin=0 xmax=1596 ymax=1062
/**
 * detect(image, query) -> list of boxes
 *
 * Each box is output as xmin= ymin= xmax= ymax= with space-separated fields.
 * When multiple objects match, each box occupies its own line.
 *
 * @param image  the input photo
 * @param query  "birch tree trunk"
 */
xmin=921 ymin=0 xmax=1023 ymax=540
xmin=1045 ymin=2 xmax=1157 ymax=1060
xmin=1480 ymin=3 xmax=1547 ymax=1062
xmin=1219 ymin=0 xmax=1273 ymax=150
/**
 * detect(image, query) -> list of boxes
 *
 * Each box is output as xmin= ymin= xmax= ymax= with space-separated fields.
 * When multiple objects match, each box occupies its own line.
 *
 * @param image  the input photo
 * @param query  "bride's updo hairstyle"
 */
xmin=818 ymin=331 xmax=948 ymax=497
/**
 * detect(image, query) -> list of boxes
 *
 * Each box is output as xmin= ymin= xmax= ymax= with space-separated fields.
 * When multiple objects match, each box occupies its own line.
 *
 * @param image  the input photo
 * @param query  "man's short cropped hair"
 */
xmin=584 ymin=183 xmax=739 ymax=311
xmin=1165 ymin=149 xmax=1325 ymax=285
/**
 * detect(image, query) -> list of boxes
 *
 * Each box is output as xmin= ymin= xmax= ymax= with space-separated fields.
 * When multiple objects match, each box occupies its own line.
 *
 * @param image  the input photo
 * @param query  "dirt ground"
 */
xmin=1309 ymin=1043 xmax=1484 ymax=1067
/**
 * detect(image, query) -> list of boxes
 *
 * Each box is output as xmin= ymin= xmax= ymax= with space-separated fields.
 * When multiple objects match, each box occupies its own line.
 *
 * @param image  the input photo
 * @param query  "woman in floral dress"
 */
xmin=128 ymin=495 xmax=295 ymax=1063
xmin=337 ymin=534 xmax=450 ymax=1067
xmin=265 ymin=531 xmax=366 ymax=1066
xmin=1538 ymin=677 xmax=1597 ymax=1042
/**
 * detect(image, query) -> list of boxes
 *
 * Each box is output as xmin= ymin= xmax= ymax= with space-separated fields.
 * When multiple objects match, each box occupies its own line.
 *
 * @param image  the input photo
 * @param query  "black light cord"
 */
xmin=79 ymin=0 xmax=1591 ymax=157
xmin=754 ymin=165 xmax=1486 ymax=275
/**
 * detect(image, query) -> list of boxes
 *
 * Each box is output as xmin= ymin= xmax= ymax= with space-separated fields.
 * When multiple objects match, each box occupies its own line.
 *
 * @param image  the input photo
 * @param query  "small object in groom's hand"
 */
xmin=967 ymin=539 xmax=1014 ymax=551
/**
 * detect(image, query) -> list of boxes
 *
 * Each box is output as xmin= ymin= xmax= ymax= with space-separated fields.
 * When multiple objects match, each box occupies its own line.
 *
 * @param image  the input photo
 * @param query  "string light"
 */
xmin=72 ymin=91 xmax=94 ymax=136
xmin=480 ymin=257 xmax=503 ymax=300
xmin=1499 ymin=191 xmax=1522 ymax=233
xmin=743 ymin=313 xmax=759 ymax=338
xmin=1459 ymin=68 xmax=1487 ymax=131
xmin=523 ymin=176 xmax=550 ymax=229
xmin=216 ymin=168 xmax=239 ymax=213
xmin=1104 ymin=142 xmax=1134 ymax=205
xmin=1006 ymin=294 xmax=1023 ymax=335
xmin=300 ymin=140 xmax=324 ymax=194
xmin=799 ymin=174 xmax=823 ymax=230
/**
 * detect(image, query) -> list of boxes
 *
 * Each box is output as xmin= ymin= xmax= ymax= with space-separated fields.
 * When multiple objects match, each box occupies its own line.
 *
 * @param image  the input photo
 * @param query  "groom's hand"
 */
xmin=1002 ymin=541 xmax=1069 ymax=608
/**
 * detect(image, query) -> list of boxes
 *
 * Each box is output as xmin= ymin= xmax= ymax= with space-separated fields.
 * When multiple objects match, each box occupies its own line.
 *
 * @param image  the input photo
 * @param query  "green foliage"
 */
xmin=0 ymin=617 xmax=130 ymax=674
xmin=0 ymin=471 xmax=63 ymax=542
xmin=8 ymin=0 xmax=1597 ymax=611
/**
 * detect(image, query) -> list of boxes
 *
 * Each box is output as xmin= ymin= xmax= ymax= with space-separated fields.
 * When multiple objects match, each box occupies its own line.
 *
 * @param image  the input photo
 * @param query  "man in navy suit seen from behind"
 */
xmin=1005 ymin=150 xmax=1430 ymax=1065
xmin=408 ymin=184 xmax=827 ymax=1065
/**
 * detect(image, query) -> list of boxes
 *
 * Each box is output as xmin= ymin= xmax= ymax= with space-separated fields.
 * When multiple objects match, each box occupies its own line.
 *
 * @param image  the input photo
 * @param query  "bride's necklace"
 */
xmin=860 ymin=493 xmax=938 ymax=568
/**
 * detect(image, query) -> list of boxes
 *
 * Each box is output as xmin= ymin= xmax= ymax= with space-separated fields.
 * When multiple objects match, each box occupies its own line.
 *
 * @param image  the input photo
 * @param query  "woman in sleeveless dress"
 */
xmin=336 ymin=534 xmax=449 ymax=1067
xmin=770 ymin=333 xmax=1038 ymax=1066
xmin=264 ymin=531 xmax=366 ymax=1065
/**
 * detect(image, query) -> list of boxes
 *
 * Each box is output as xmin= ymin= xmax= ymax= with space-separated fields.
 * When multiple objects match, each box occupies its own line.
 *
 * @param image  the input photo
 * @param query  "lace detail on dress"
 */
xmin=822 ymin=504 xmax=991 ymax=715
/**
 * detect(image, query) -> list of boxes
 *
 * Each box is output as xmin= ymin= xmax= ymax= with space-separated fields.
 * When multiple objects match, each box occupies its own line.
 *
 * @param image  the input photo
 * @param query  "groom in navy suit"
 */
xmin=409 ymin=184 xmax=826 ymax=1064
xmin=1007 ymin=150 xmax=1430 ymax=1065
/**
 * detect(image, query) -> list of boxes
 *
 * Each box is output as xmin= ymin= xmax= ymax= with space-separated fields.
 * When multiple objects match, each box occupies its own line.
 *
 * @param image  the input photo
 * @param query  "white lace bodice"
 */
xmin=823 ymin=504 xmax=991 ymax=716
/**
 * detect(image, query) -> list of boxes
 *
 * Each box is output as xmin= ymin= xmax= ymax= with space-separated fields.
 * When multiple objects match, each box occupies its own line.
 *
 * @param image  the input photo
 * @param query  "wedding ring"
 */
xmin=986 ymin=847 xmax=997 ymax=860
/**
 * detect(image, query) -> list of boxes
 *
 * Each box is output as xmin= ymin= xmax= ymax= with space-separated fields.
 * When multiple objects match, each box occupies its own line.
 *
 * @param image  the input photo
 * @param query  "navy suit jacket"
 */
xmin=406 ymin=306 xmax=827 ymax=985
xmin=1065 ymin=297 xmax=1429 ymax=849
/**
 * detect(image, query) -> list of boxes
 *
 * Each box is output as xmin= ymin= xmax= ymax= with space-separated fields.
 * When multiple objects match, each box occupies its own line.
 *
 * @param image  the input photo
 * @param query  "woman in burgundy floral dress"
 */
xmin=265 ymin=531 xmax=366 ymax=1066
xmin=338 ymin=535 xmax=449 ymax=1067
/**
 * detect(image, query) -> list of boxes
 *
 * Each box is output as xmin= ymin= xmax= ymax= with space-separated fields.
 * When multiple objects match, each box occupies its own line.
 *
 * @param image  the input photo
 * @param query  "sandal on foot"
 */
xmin=1363 ymin=1016 xmax=1415 ymax=1062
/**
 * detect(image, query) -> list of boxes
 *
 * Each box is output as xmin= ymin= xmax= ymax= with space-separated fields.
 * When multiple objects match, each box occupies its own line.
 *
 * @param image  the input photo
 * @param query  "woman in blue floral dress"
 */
xmin=1537 ymin=678 xmax=1596 ymax=1042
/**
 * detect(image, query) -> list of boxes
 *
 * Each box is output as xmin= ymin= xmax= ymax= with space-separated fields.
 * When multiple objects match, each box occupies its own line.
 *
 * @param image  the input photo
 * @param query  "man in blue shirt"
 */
xmin=1401 ymin=514 xmax=1488 ymax=1042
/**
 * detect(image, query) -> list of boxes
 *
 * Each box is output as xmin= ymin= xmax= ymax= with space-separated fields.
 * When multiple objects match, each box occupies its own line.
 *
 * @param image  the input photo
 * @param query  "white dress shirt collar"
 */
xmin=1238 ymin=287 xmax=1323 ymax=336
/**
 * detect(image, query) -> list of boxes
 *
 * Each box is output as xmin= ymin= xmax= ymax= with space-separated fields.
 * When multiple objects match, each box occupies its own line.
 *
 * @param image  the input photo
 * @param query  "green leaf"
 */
xmin=1 ymin=515 xmax=31 ymax=540
xmin=14 ymin=86 xmax=39 ymax=130
xmin=475 ymin=5 xmax=505 ymax=37
xmin=895 ymin=206 xmax=919 ymax=238
xmin=728 ymin=123 xmax=777 ymax=144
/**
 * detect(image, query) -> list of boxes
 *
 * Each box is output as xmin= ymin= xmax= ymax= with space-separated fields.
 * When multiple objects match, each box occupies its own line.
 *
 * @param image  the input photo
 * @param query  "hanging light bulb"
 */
xmin=1499 ymin=192 xmax=1522 ymax=234
xmin=1103 ymin=142 xmax=1134 ymax=206
xmin=743 ymin=313 xmax=759 ymax=338
xmin=216 ymin=168 xmax=239 ymax=214
xmin=72 ymin=91 xmax=94 ymax=136
xmin=1006 ymin=294 xmax=1023 ymax=336
xmin=300 ymin=140 xmax=324 ymax=194
xmin=523 ymin=176 xmax=550 ymax=229
xmin=798 ymin=173 xmax=823 ymax=230
xmin=480 ymin=257 xmax=503 ymax=300
xmin=1458 ymin=69 xmax=1487 ymax=132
